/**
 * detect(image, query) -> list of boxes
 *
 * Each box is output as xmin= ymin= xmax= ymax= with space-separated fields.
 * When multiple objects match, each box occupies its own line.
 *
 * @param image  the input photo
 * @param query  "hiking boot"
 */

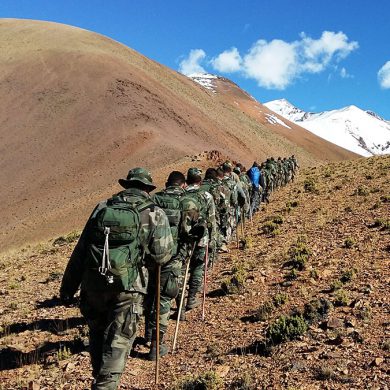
xmin=186 ymin=296 xmax=201 ymax=310
xmin=147 ymin=331 xmax=169 ymax=361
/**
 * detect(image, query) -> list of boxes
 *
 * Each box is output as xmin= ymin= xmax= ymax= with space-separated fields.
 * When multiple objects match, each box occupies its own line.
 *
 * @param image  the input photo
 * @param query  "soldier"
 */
xmin=182 ymin=167 xmax=216 ymax=316
xmin=60 ymin=168 xmax=173 ymax=390
xmin=216 ymin=167 xmax=230 ymax=252
xmin=200 ymin=168 xmax=224 ymax=264
xmin=144 ymin=171 xmax=202 ymax=359
xmin=247 ymin=162 xmax=262 ymax=215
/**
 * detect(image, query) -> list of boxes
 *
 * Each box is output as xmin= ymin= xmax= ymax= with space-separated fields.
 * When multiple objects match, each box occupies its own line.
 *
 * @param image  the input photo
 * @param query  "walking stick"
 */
xmin=172 ymin=242 xmax=196 ymax=352
xmin=201 ymin=244 xmax=209 ymax=321
xmin=235 ymin=208 xmax=239 ymax=249
xmin=155 ymin=264 xmax=161 ymax=385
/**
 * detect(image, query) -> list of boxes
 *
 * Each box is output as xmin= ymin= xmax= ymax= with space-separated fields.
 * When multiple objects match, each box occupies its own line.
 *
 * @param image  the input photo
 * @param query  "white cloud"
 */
xmin=206 ymin=31 xmax=358 ymax=89
xmin=243 ymin=39 xmax=298 ymax=89
xmin=340 ymin=67 xmax=353 ymax=78
xmin=178 ymin=49 xmax=206 ymax=75
xmin=378 ymin=61 xmax=390 ymax=89
xmin=211 ymin=47 xmax=242 ymax=73
xmin=300 ymin=31 xmax=359 ymax=73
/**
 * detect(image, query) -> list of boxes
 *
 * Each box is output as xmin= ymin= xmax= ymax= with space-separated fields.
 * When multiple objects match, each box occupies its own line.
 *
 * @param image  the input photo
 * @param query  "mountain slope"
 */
xmin=265 ymin=99 xmax=390 ymax=157
xmin=1 ymin=155 xmax=389 ymax=389
xmin=0 ymin=19 xmax=357 ymax=252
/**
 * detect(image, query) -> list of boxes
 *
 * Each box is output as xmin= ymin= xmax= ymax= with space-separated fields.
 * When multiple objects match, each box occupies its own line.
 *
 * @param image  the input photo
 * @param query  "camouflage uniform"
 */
xmin=184 ymin=182 xmax=216 ymax=308
xmin=144 ymin=185 xmax=200 ymax=354
xmin=60 ymin=169 xmax=173 ymax=390
xmin=222 ymin=173 xmax=238 ymax=242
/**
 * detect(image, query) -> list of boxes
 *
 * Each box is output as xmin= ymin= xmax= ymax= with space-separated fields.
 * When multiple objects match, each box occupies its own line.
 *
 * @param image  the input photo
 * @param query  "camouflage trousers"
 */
xmin=178 ymin=246 xmax=206 ymax=304
xmin=250 ymin=187 xmax=261 ymax=215
xmin=144 ymin=260 xmax=181 ymax=336
xmin=80 ymin=290 xmax=143 ymax=390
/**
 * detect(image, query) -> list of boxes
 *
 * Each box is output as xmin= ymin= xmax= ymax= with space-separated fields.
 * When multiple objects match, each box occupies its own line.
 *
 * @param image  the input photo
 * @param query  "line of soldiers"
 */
xmin=60 ymin=156 xmax=299 ymax=390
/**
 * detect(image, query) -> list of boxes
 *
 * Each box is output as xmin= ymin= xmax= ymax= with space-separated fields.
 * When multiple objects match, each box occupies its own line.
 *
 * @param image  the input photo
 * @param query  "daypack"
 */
xmin=153 ymin=189 xmax=182 ymax=256
xmin=248 ymin=167 xmax=260 ymax=187
xmin=84 ymin=195 xmax=154 ymax=291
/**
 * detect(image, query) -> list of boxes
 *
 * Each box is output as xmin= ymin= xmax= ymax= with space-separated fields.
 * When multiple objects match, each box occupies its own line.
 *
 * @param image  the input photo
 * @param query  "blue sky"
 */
xmin=1 ymin=0 xmax=389 ymax=118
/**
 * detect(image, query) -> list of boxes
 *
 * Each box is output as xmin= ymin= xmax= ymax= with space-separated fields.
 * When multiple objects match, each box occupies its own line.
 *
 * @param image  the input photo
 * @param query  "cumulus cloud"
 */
xmin=179 ymin=49 xmax=206 ymax=75
xmin=177 ymin=31 xmax=357 ymax=89
xmin=211 ymin=47 xmax=242 ymax=73
xmin=378 ymin=61 xmax=390 ymax=89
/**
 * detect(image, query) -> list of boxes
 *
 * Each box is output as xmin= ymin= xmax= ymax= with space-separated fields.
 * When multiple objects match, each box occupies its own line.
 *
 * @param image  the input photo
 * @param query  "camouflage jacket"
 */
xmin=153 ymin=185 xmax=201 ymax=264
xmin=60 ymin=188 xmax=173 ymax=296
xmin=186 ymin=184 xmax=217 ymax=248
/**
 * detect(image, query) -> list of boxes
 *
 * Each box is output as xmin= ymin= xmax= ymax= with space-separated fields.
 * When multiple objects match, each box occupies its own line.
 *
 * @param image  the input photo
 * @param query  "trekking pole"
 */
xmin=155 ymin=264 xmax=161 ymax=385
xmin=235 ymin=208 xmax=239 ymax=249
xmin=172 ymin=242 xmax=196 ymax=352
xmin=201 ymin=244 xmax=209 ymax=321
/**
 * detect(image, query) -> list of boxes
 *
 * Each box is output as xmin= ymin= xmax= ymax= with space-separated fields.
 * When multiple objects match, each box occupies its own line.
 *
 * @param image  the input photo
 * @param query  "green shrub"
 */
xmin=354 ymin=186 xmax=369 ymax=196
xmin=254 ymin=301 xmax=274 ymax=321
xmin=261 ymin=221 xmax=280 ymax=236
xmin=330 ymin=280 xmax=343 ymax=292
xmin=340 ymin=269 xmax=356 ymax=283
xmin=229 ymin=373 xmax=256 ymax=390
xmin=284 ymin=269 xmax=298 ymax=281
xmin=333 ymin=289 xmax=349 ymax=306
xmin=343 ymin=237 xmax=356 ymax=249
xmin=303 ymin=299 xmax=333 ymax=324
xmin=273 ymin=293 xmax=288 ymax=307
xmin=221 ymin=264 xmax=247 ymax=294
xmin=173 ymin=371 xmax=223 ymax=390
xmin=287 ymin=240 xmax=312 ymax=270
xmin=266 ymin=314 xmax=308 ymax=344
xmin=304 ymin=178 xmax=318 ymax=193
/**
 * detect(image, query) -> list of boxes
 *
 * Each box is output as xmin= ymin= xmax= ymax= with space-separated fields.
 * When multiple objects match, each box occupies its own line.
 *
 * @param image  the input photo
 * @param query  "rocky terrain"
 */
xmin=1 ymin=154 xmax=388 ymax=389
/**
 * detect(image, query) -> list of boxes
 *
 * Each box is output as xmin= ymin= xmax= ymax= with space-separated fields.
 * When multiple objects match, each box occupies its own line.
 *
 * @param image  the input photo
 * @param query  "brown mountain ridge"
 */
xmin=0 ymin=19 xmax=357 ymax=252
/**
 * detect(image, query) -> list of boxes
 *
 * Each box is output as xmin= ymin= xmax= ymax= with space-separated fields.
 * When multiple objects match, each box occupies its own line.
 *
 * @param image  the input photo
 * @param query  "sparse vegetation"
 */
xmin=340 ymin=269 xmax=356 ymax=283
xmin=266 ymin=314 xmax=308 ymax=344
xmin=354 ymin=186 xmax=369 ymax=196
xmin=303 ymin=178 xmax=319 ymax=194
xmin=221 ymin=264 xmax=247 ymax=295
xmin=343 ymin=237 xmax=356 ymax=249
xmin=261 ymin=221 xmax=280 ymax=236
xmin=173 ymin=371 xmax=223 ymax=390
xmin=273 ymin=293 xmax=288 ymax=307
xmin=287 ymin=237 xmax=311 ymax=270
xmin=333 ymin=289 xmax=349 ymax=306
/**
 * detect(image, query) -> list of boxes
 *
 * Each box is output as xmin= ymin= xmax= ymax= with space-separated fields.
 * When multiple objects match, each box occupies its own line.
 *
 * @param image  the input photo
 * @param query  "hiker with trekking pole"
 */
xmin=60 ymin=168 xmax=173 ymax=390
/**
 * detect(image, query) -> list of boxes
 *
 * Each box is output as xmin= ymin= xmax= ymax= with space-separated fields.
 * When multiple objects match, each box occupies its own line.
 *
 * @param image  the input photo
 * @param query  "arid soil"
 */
xmin=1 ymin=155 xmax=388 ymax=389
xmin=0 ymin=19 xmax=358 ymax=252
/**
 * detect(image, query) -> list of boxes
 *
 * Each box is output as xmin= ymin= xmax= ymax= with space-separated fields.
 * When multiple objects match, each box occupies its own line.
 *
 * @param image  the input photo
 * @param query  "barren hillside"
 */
xmin=0 ymin=19 xmax=357 ymax=251
xmin=0 ymin=155 xmax=388 ymax=389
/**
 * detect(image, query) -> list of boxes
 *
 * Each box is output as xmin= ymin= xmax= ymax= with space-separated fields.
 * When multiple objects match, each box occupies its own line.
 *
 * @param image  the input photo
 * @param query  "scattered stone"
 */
xmin=327 ymin=317 xmax=344 ymax=329
xmin=371 ymin=357 xmax=384 ymax=367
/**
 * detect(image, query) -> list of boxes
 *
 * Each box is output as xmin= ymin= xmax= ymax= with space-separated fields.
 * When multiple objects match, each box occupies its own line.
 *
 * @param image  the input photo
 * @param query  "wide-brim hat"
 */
xmin=118 ymin=167 xmax=156 ymax=190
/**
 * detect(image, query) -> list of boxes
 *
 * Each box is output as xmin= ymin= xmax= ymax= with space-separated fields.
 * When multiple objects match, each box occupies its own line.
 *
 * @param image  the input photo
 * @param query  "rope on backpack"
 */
xmin=99 ymin=226 xmax=114 ymax=284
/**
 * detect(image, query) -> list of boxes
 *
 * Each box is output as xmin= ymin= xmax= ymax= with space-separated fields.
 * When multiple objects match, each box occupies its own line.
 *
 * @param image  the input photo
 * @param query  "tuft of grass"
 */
xmin=343 ymin=237 xmax=356 ymax=249
xmin=261 ymin=221 xmax=280 ymax=236
xmin=315 ymin=365 xmax=336 ymax=381
xmin=57 ymin=346 xmax=71 ymax=361
xmin=221 ymin=264 xmax=247 ymax=295
xmin=266 ymin=314 xmax=308 ymax=344
xmin=273 ymin=293 xmax=288 ymax=307
xmin=330 ymin=280 xmax=343 ymax=292
xmin=340 ymin=269 xmax=356 ymax=283
xmin=380 ymin=195 xmax=390 ymax=203
xmin=284 ymin=268 xmax=298 ymax=281
xmin=354 ymin=186 xmax=369 ymax=196
xmin=53 ymin=231 xmax=80 ymax=246
xmin=173 ymin=371 xmax=223 ymax=390
xmin=333 ymin=289 xmax=350 ymax=307
xmin=303 ymin=298 xmax=333 ymax=324
xmin=303 ymin=178 xmax=319 ymax=194
xmin=229 ymin=373 xmax=256 ymax=390
xmin=372 ymin=218 xmax=390 ymax=230
xmin=287 ymin=238 xmax=312 ymax=270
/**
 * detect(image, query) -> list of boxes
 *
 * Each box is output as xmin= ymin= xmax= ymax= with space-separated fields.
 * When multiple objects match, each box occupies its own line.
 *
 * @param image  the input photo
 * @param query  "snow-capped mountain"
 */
xmin=189 ymin=73 xmax=218 ymax=93
xmin=264 ymin=99 xmax=390 ymax=157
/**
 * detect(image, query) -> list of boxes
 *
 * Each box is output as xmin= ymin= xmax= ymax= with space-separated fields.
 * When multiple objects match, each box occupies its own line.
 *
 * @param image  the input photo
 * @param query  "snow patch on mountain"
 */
xmin=265 ymin=100 xmax=390 ymax=157
xmin=265 ymin=113 xmax=291 ymax=129
xmin=189 ymin=73 xmax=218 ymax=93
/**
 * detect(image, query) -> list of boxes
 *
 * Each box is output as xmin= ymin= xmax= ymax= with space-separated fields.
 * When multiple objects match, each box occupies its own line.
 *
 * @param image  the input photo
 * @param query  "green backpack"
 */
xmin=83 ymin=195 xmax=153 ymax=291
xmin=153 ymin=190 xmax=182 ymax=256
